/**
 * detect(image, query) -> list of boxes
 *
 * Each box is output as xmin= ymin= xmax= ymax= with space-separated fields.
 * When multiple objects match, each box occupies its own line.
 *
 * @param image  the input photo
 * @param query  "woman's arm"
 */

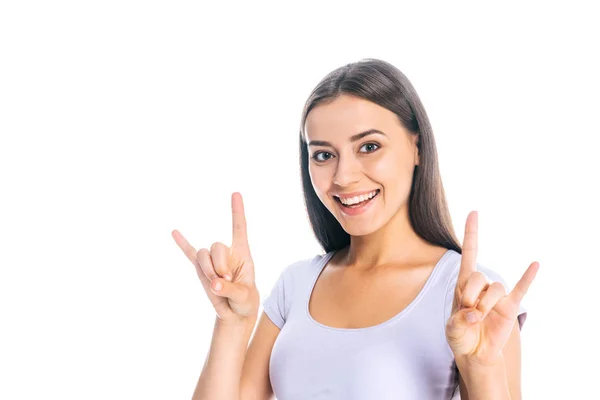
xmin=458 ymin=320 xmax=522 ymax=400
xmin=239 ymin=312 xmax=281 ymax=400
xmin=192 ymin=315 xmax=257 ymax=400
xmin=192 ymin=311 xmax=280 ymax=400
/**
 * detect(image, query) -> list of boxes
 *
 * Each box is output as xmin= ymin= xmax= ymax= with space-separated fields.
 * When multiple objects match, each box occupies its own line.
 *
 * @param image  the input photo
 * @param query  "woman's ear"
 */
xmin=413 ymin=134 xmax=420 ymax=166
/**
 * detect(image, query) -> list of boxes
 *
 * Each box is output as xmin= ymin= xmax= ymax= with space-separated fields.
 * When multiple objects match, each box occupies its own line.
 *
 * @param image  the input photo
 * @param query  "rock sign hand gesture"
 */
xmin=445 ymin=211 xmax=539 ymax=366
xmin=172 ymin=192 xmax=259 ymax=322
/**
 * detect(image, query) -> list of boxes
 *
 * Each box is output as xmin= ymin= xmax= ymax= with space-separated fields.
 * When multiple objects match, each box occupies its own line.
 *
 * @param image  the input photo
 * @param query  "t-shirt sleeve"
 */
xmin=261 ymin=261 xmax=300 ymax=329
xmin=444 ymin=262 xmax=528 ymax=330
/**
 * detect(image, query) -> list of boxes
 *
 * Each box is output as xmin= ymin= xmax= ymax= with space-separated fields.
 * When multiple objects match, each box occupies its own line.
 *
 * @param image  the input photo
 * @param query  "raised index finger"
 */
xmin=231 ymin=192 xmax=249 ymax=249
xmin=458 ymin=211 xmax=479 ymax=287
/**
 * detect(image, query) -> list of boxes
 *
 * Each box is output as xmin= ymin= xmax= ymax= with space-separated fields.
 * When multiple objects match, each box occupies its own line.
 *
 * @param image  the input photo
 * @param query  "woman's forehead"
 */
xmin=305 ymin=95 xmax=401 ymax=142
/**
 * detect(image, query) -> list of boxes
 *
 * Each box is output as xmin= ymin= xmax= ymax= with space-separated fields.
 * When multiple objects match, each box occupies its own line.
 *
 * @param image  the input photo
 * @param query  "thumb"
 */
xmin=210 ymin=277 xmax=250 ymax=305
xmin=446 ymin=308 xmax=482 ymax=341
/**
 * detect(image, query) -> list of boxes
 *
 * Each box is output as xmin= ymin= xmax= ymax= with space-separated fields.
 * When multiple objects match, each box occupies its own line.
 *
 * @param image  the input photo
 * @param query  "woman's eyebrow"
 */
xmin=307 ymin=129 xmax=386 ymax=147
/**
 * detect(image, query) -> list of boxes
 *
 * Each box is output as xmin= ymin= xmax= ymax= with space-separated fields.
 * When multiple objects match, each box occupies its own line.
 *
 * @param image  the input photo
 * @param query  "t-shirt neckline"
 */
xmin=305 ymin=249 xmax=454 ymax=333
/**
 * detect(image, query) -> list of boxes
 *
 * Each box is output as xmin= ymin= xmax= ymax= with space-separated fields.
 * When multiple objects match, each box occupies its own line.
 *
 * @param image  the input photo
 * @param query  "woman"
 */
xmin=172 ymin=58 xmax=539 ymax=399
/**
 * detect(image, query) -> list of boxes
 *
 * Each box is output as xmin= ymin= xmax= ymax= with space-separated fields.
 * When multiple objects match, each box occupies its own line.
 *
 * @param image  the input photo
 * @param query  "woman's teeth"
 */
xmin=338 ymin=190 xmax=379 ymax=206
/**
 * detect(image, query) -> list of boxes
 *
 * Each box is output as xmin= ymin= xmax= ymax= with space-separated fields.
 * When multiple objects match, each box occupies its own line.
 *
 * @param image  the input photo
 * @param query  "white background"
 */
xmin=1 ymin=1 xmax=598 ymax=398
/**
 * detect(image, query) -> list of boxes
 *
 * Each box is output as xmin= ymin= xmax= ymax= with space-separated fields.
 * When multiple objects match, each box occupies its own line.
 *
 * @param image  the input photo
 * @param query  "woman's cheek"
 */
xmin=365 ymin=154 xmax=393 ymax=180
xmin=310 ymin=170 xmax=332 ymax=203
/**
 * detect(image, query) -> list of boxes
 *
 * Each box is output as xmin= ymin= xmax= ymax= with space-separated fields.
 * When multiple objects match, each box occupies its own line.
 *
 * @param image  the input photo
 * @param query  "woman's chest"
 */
xmin=308 ymin=265 xmax=433 ymax=329
xmin=269 ymin=321 xmax=457 ymax=400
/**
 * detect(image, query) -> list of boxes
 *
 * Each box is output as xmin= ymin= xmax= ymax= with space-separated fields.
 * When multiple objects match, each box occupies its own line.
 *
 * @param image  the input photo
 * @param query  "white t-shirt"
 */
xmin=262 ymin=249 xmax=527 ymax=400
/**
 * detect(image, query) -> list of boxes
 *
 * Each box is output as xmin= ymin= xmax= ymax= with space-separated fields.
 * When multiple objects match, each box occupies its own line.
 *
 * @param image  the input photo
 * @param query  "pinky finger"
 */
xmin=509 ymin=262 xmax=540 ymax=303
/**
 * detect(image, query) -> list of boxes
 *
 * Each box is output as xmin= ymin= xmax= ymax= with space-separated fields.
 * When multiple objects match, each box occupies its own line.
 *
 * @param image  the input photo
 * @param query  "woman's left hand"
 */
xmin=445 ymin=211 xmax=539 ymax=367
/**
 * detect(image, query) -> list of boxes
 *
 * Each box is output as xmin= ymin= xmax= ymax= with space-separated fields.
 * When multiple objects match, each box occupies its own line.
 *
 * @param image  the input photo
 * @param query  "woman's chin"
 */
xmin=346 ymin=228 xmax=375 ymax=237
xmin=339 ymin=221 xmax=380 ymax=237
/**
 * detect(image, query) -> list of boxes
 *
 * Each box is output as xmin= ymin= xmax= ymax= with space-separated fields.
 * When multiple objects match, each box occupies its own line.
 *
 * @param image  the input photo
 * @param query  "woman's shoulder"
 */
xmin=442 ymin=249 xmax=512 ymax=286
xmin=273 ymin=251 xmax=331 ymax=282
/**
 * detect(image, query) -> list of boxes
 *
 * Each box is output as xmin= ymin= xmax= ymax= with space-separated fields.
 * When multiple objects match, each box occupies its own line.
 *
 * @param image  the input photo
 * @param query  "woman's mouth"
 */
xmin=334 ymin=189 xmax=380 ymax=216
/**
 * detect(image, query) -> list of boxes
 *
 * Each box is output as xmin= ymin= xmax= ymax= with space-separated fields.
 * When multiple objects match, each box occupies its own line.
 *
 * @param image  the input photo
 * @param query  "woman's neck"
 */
xmin=341 ymin=207 xmax=440 ymax=270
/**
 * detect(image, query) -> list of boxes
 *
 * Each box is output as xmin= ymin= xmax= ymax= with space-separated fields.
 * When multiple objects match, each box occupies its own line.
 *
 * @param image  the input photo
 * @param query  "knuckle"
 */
xmin=210 ymin=241 xmax=226 ymax=253
xmin=490 ymin=281 xmax=506 ymax=295
xmin=464 ymin=272 xmax=487 ymax=289
xmin=196 ymin=248 xmax=209 ymax=260
xmin=196 ymin=250 xmax=217 ymax=280
xmin=210 ymin=243 xmax=230 ymax=274
xmin=472 ymin=271 xmax=487 ymax=282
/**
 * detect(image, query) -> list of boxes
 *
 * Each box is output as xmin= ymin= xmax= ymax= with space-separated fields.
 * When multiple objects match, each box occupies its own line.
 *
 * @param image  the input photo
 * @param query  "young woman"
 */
xmin=173 ymin=58 xmax=539 ymax=400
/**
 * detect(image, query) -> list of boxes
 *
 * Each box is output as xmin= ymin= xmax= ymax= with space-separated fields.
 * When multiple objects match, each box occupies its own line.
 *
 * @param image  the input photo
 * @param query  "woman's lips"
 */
xmin=334 ymin=189 xmax=380 ymax=216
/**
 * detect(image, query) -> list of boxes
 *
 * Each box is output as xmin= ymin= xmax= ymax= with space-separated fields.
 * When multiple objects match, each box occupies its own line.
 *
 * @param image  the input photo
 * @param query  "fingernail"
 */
xmin=466 ymin=311 xmax=477 ymax=323
xmin=213 ymin=280 xmax=222 ymax=291
xmin=224 ymin=274 xmax=232 ymax=282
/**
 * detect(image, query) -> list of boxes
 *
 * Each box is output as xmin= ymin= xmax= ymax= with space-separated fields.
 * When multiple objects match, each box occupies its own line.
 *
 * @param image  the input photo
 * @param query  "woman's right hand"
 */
xmin=172 ymin=192 xmax=259 ymax=323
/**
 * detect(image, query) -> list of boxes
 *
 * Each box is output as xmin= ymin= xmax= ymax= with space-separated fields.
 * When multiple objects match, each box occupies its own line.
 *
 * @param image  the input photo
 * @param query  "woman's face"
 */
xmin=305 ymin=94 xmax=420 ymax=236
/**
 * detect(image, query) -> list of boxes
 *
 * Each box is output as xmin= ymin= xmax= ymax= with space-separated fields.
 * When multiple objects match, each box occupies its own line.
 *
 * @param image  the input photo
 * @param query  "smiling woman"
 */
xmin=303 ymin=93 xmax=428 ymax=241
xmin=175 ymin=58 xmax=536 ymax=400
xmin=298 ymin=61 xmax=459 ymax=255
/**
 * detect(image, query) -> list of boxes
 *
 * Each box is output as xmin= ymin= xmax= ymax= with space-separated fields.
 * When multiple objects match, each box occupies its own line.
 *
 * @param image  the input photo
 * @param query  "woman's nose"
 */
xmin=333 ymin=156 xmax=361 ymax=187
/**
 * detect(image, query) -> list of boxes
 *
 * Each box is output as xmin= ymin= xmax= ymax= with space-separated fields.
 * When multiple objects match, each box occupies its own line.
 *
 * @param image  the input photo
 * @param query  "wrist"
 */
xmin=455 ymin=352 xmax=505 ymax=372
xmin=214 ymin=314 xmax=257 ymax=346
xmin=216 ymin=313 xmax=257 ymax=329
xmin=456 ymin=356 xmax=511 ymax=400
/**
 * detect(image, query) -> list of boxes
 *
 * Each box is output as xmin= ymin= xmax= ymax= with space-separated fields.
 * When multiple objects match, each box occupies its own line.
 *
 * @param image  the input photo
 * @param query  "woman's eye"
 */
xmin=360 ymin=143 xmax=379 ymax=153
xmin=312 ymin=144 xmax=379 ymax=163
xmin=312 ymin=151 xmax=333 ymax=162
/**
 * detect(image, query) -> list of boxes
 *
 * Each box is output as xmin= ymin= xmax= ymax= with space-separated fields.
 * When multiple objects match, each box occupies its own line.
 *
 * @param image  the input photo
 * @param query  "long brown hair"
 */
xmin=299 ymin=58 xmax=462 ymax=254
